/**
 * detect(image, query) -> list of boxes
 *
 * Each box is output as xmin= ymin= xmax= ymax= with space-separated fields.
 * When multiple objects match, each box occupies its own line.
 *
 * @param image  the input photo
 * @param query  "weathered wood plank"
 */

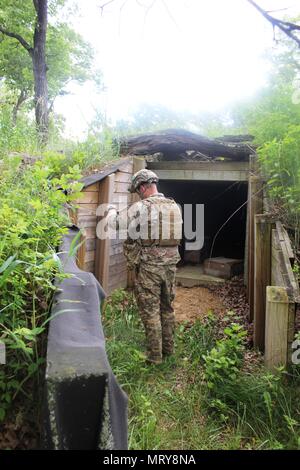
xmin=74 ymin=191 xmax=99 ymax=204
xmin=265 ymin=286 xmax=289 ymax=369
xmin=113 ymin=193 xmax=130 ymax=204
xmin=110 ymin=237 xmax=126 ymax=246
xmin=77 ymin=216 xmax=97 ymax=229
xmin=248 ymin=175 xmax=263 ymax=320
xmin=271 ymin=230 xmax=285 ymax=286
xmin=76 ymin=233 xmax=86 ymax=270
xmin=147 ymin=161 xmax=249 ymax=171
xmin=109 ymin=263 xmax=127 ymax=276
xmin=114 ymin=171 xmax=132 ymax=183
xmin=117 ymin=162 xmax=133 ymax=174
xmin=81 ymin=227 xmax=97 ymax=239
xmin=83 ymin=261 xmax=95 ymax=273
xmin=83 ymin=182 xmax=99 ymax=192
xmin=253 ymin=214 xmax=272 ymax=351
xmin=110 ymin=244 xmax=124 ymax=255
xmin=108 ymin=276 xmax=127 ymax=294
xmin=114 ymin=181 xmax=130 ymax=193
xmin=153 ymin=169 xmax=248 ymax=181
xmin=84 ymin=250 xmax=96 ymax=263
xmin=109 ymin=252 xmax=127 ymax=267
xmin=85 ymin=238 xmax=96 ymax=252
xmin=76 ymin=203 xmax=98 ymax=216
xmin=95 ymin=174 xmax=114 ymax=292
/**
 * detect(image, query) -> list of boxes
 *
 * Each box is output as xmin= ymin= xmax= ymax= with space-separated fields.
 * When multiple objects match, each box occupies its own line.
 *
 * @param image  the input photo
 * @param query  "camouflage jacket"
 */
xmin=107 ymin=193 xmax=182 ymax=267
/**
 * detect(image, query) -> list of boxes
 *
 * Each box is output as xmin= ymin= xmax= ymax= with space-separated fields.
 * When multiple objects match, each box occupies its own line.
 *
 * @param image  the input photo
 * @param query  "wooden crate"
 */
xmin=203 ymin=257 xmax=244 ymax=279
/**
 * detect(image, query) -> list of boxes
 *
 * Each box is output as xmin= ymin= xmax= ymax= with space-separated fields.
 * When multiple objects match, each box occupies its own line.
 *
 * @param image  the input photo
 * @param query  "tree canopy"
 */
xmin=0 ymin=0 xmax=97 ymax=143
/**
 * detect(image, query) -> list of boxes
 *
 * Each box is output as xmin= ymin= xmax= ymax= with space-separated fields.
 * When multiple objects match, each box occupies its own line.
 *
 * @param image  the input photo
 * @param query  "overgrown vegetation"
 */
xmin=103 ymin=289 xmax=300 ymax=450
xmin=0 ymin=99 xmax=119 ymax=448
xmin=0 ymin=152 xmax=84 ymax=442
xmin=0 ymin=0 xmax=299 ymax=451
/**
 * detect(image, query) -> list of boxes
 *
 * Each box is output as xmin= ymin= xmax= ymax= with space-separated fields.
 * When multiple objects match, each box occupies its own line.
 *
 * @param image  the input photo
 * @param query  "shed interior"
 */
xmin=159 ymin=179 xmax=248 ymax=269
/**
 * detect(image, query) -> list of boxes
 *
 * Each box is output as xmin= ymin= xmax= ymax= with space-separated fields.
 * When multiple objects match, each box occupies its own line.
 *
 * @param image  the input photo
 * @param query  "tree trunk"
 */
xmin=12 ymin=89 xmax=28 ymax=126
xmin=33 ymin=0 xmax=48 ymax=146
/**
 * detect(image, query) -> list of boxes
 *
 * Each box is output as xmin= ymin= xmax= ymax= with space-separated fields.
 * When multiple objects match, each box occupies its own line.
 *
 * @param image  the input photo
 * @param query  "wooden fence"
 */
xmin=248 ymin=184 xmax=299 ymax=369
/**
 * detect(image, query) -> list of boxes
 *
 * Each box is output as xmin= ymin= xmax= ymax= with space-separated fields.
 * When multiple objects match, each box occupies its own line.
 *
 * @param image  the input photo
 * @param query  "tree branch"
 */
xmin=247 ymin=0 xmax=300 ymax=48
xmin=0 ymin=25 xmax=33 ymax=55
xmin=99 ymin=0 xmax=116 ymax=14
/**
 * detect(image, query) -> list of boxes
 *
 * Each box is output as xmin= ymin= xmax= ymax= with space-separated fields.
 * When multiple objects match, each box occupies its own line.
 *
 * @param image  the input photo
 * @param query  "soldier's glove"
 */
xmin=107 ymin=204 xmax=117 ymax=212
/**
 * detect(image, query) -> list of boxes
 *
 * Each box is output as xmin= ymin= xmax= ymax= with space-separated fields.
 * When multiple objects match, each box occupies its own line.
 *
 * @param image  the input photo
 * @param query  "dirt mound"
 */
xmin=174 ymin=286 xmax=226 ymax=323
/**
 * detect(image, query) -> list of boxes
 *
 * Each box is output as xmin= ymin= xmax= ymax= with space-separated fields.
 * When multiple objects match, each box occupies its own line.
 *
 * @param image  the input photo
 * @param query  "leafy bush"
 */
xmin=202 ymin=322 xmax=300 ymax=448
xmin=258 ymin=124 xmax=300 ymax=245
xmin=202 ymin=323 xmax=246 ymax=389
xmin=0 ymin=106 xmax=38 ymax=156
xmin=0 ymin=153 xmax=83 ymax=424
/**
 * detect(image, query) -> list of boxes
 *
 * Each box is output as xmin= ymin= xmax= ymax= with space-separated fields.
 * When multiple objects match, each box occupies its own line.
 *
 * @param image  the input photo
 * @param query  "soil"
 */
xmin=174 ymin=286 xmax=226 ymax=323
xmin=174 ymin=276 xmax=253 ymax=346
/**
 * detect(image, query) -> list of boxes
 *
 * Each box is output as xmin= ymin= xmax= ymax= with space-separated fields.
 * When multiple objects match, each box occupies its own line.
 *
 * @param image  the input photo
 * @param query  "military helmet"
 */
xmin=129 ymin=169 xmax=159 ymax=193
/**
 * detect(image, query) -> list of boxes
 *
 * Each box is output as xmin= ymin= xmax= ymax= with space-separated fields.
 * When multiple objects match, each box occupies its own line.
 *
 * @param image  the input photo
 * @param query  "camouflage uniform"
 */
xmin=107 ymin=172 xmax=182 ymax=364
xmin=134 ymin=243 xmax=180 ymax=363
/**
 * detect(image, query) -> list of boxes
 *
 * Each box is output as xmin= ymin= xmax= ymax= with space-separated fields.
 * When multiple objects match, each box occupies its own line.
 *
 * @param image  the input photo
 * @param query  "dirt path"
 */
xmin=174 ymin=286 xmax=226 ymax=323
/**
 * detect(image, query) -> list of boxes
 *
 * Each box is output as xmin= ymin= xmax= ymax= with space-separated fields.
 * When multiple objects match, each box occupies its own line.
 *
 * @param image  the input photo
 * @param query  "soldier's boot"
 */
xmin=146 ymin=356 xmax=163 ymax=365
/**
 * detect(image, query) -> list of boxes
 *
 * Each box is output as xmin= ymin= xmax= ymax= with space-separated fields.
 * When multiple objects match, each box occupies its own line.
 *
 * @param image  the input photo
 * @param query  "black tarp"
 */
xmin=43 ymin=228 xmax=128 ymax=450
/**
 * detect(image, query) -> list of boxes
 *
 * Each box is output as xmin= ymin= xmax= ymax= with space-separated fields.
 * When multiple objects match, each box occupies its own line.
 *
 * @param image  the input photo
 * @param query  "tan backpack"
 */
xmin=139 ymin=196 xmax=182 ymax=247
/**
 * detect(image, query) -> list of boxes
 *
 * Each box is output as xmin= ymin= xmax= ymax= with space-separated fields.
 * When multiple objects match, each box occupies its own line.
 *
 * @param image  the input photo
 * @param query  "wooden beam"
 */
xmin=95 ymin=174 xmax=115 ymax=292
xmin=147 ymin=161 xmax=249 ymax=171
xmin=265 ymin=286 xmax=290 ymax=369
xmin=125 ymin=156 xmax=146 ymax=288
xmin=150 ymin=169 xmax=248 ymax=181
xmin=76 ymin=233 xmax=86 ymax=271
xmin=253 ymin=214 xmax=272 ymax=350
xmin=247 ymin=175 xmax=263 ymax=320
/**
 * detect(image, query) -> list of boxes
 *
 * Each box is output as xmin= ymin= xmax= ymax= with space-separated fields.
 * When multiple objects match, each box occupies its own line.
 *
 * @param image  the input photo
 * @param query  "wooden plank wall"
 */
xmin=107 ymin=160 xmax=134 ymax=293
xmin=70 ymin=158 xmax=135 ymax=290
xmin=264 ymin=223 xmax=299 ymax=369
xmin=95 ymin=174 xmax=115 ymax=292
xmin=71 ymin=182 xmax=99 ymax=272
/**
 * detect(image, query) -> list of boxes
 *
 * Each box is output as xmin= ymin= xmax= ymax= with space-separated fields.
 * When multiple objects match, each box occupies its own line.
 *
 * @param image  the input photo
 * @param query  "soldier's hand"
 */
xmin=107 ymin=204 xmax=117 ymax=212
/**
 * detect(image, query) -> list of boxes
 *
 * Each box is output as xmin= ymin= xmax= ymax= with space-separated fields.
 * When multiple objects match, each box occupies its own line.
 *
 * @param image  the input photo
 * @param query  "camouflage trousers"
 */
xmin=134 ymin=262 xmax=177 ymax=363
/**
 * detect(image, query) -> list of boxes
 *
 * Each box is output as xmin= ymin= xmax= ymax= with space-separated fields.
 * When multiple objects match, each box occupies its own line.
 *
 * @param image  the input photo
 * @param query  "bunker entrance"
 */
xmin=159 ymin=179 xmax=248 ymax=284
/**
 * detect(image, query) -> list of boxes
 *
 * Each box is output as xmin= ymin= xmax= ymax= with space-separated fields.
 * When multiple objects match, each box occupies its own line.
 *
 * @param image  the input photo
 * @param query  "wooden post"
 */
xmin=265 ymin=286 xmax=290 ymax=369
xmin=253 ymin=214 xmax=272 ymax=350
xmin=247 ymin=175 xmax=263 ymax=320
xmin=76 ymin=232 xmax=86 ymax=270
xmin=95 ymin=174 xmax=115 ymax=292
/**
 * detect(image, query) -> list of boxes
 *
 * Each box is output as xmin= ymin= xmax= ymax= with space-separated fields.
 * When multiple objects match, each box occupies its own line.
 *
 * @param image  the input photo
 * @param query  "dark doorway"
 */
xmin=159 ymin=180 xmax=248 ymax=263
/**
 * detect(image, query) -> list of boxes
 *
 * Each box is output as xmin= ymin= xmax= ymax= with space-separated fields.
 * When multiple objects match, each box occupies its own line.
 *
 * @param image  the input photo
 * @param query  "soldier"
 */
xmin=106 ymin=169 xmax=182 ymax=364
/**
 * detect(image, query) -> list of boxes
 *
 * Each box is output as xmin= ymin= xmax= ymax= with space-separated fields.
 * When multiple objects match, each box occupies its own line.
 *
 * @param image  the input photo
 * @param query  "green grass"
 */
xmin=103 ymin=289 xmax=300 ymax=450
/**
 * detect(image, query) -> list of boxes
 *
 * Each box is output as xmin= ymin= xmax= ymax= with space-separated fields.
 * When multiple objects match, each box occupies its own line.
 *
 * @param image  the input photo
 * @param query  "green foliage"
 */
xmin=0 ymin=0 xmax=98 ymax=139
xmin=103 ymin=291 xmax=300 ymax=450
xmin=258 ymin=124 xmax=300 ymax=241
xmin=0 ymin=101 xmax=38 ymax=155
xmin=202 ymin=323 xmax=246 ymax=389
xmin=0 ymin=152 xmax=82 ymax=424
xmin=222 ymin=40 xmax=300 ymax=242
